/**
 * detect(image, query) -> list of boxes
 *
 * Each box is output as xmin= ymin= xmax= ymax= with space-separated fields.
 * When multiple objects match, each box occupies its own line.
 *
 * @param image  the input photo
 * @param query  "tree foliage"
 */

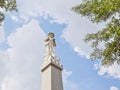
xmin=0 ymin=0 xmax=17 ymax=22
xmin=72 ymin=0 xmax=120 ymax=66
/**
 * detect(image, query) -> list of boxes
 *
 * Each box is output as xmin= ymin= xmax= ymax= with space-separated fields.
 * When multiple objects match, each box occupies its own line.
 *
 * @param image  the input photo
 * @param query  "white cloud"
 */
xmin=16 ymin=0 xmax=106 ymax=59
xmin=17 ymin=0 xmax=81 ymax=23
xmin=0 ymin=51 xmax=8 ymax=90
xmin=63 ymin=69 xmax=79 ymax=90
xmin=63 ymin=69 xmax=72 ymax=84
xmin=110 ymin=86 xmax=119 ymax=90
xmin=1 ymin=19 xmax=46 ymax=90
xmin=94 ymin=63 xmax=120 ymax=80
xmin=62 ymin=14 xmax=105 ymax=59
xmin=0 ymin=26 xmax=5 ymax=43
xmin=74 ymin=46 xmax=90 ymax=59
xmin=10 ymin=15 xmax=19 ymax=22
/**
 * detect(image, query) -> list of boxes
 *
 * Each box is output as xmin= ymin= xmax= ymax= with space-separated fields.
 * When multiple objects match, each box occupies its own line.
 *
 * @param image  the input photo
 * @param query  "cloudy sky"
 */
xmin=0 ymin=0 xmax=120 ymax=90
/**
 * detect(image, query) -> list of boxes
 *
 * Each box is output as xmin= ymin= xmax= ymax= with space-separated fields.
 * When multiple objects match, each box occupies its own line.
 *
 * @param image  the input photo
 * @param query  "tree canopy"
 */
xmin=72 ymin=0 xmax=120 ymax=66
xmin=0 ymin=0 xmax=17 ymax=23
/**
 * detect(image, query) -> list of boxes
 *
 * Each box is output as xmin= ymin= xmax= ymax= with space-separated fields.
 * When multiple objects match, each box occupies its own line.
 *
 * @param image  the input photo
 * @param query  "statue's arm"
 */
xmin=45 ymin=38 xmax=49 ymax=46
xmin=53 ymin=39 xmax=56 ymax=47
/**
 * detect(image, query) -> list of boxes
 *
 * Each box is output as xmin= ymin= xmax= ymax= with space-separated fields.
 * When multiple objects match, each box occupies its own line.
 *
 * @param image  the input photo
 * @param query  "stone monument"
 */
xmin=41 ymin=32 xmax=63 ymax=90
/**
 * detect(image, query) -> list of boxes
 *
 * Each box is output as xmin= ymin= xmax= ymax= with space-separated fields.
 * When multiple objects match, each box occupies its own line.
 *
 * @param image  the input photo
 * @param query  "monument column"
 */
xmin=41 ymin=32 xmax=63 ymax=90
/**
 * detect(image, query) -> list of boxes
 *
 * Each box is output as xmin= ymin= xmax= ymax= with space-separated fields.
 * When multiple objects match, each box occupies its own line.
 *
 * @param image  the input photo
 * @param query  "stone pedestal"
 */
xmin=41 ymin=57 xmax=63 ymax=90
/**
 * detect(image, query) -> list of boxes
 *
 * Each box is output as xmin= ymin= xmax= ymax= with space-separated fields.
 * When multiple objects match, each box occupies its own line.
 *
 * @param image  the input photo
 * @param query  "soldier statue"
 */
xmin=44 ymin=32 xmax=56 ymax=60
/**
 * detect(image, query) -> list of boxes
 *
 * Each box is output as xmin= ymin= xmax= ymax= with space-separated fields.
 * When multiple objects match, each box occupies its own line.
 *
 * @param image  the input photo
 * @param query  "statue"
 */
xmin=44 ymin=32 xmax=57 ymax=60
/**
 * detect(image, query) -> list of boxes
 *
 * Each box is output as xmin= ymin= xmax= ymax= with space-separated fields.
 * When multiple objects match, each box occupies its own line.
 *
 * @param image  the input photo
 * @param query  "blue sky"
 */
xmin=0 ymin=0 xmax=120 ymax=90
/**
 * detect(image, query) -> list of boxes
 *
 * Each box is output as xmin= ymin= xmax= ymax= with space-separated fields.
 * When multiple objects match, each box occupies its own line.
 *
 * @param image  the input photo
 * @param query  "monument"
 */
xmin=41 ymin=32 xmax=63 ymax=90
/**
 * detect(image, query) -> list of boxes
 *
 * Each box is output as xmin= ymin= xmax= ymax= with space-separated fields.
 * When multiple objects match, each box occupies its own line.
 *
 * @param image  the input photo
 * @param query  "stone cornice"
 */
xmin=41 ymin=58 xmax=63 ymax=72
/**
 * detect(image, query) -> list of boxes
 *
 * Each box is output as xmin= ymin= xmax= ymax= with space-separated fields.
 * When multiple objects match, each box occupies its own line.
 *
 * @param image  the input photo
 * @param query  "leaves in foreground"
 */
xmin=0 ymin=0 xmax=17 ymax=23
xmin=72 ymin=0 xmax=120 ymax=66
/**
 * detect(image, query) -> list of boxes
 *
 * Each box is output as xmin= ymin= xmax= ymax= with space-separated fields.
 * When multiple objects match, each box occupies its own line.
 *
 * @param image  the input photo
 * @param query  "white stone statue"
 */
xmin=44 ymin=32 xmax=57 ymax=60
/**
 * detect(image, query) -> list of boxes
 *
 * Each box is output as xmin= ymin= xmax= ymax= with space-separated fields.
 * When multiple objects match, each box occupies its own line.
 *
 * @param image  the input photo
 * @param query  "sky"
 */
xmin=0 ymin=0 xmax=120 ymax=90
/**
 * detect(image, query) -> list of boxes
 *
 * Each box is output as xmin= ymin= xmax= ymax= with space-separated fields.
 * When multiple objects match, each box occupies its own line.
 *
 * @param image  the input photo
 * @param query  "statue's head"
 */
xmin=48 ymin=32 xmax=54 ymax=38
